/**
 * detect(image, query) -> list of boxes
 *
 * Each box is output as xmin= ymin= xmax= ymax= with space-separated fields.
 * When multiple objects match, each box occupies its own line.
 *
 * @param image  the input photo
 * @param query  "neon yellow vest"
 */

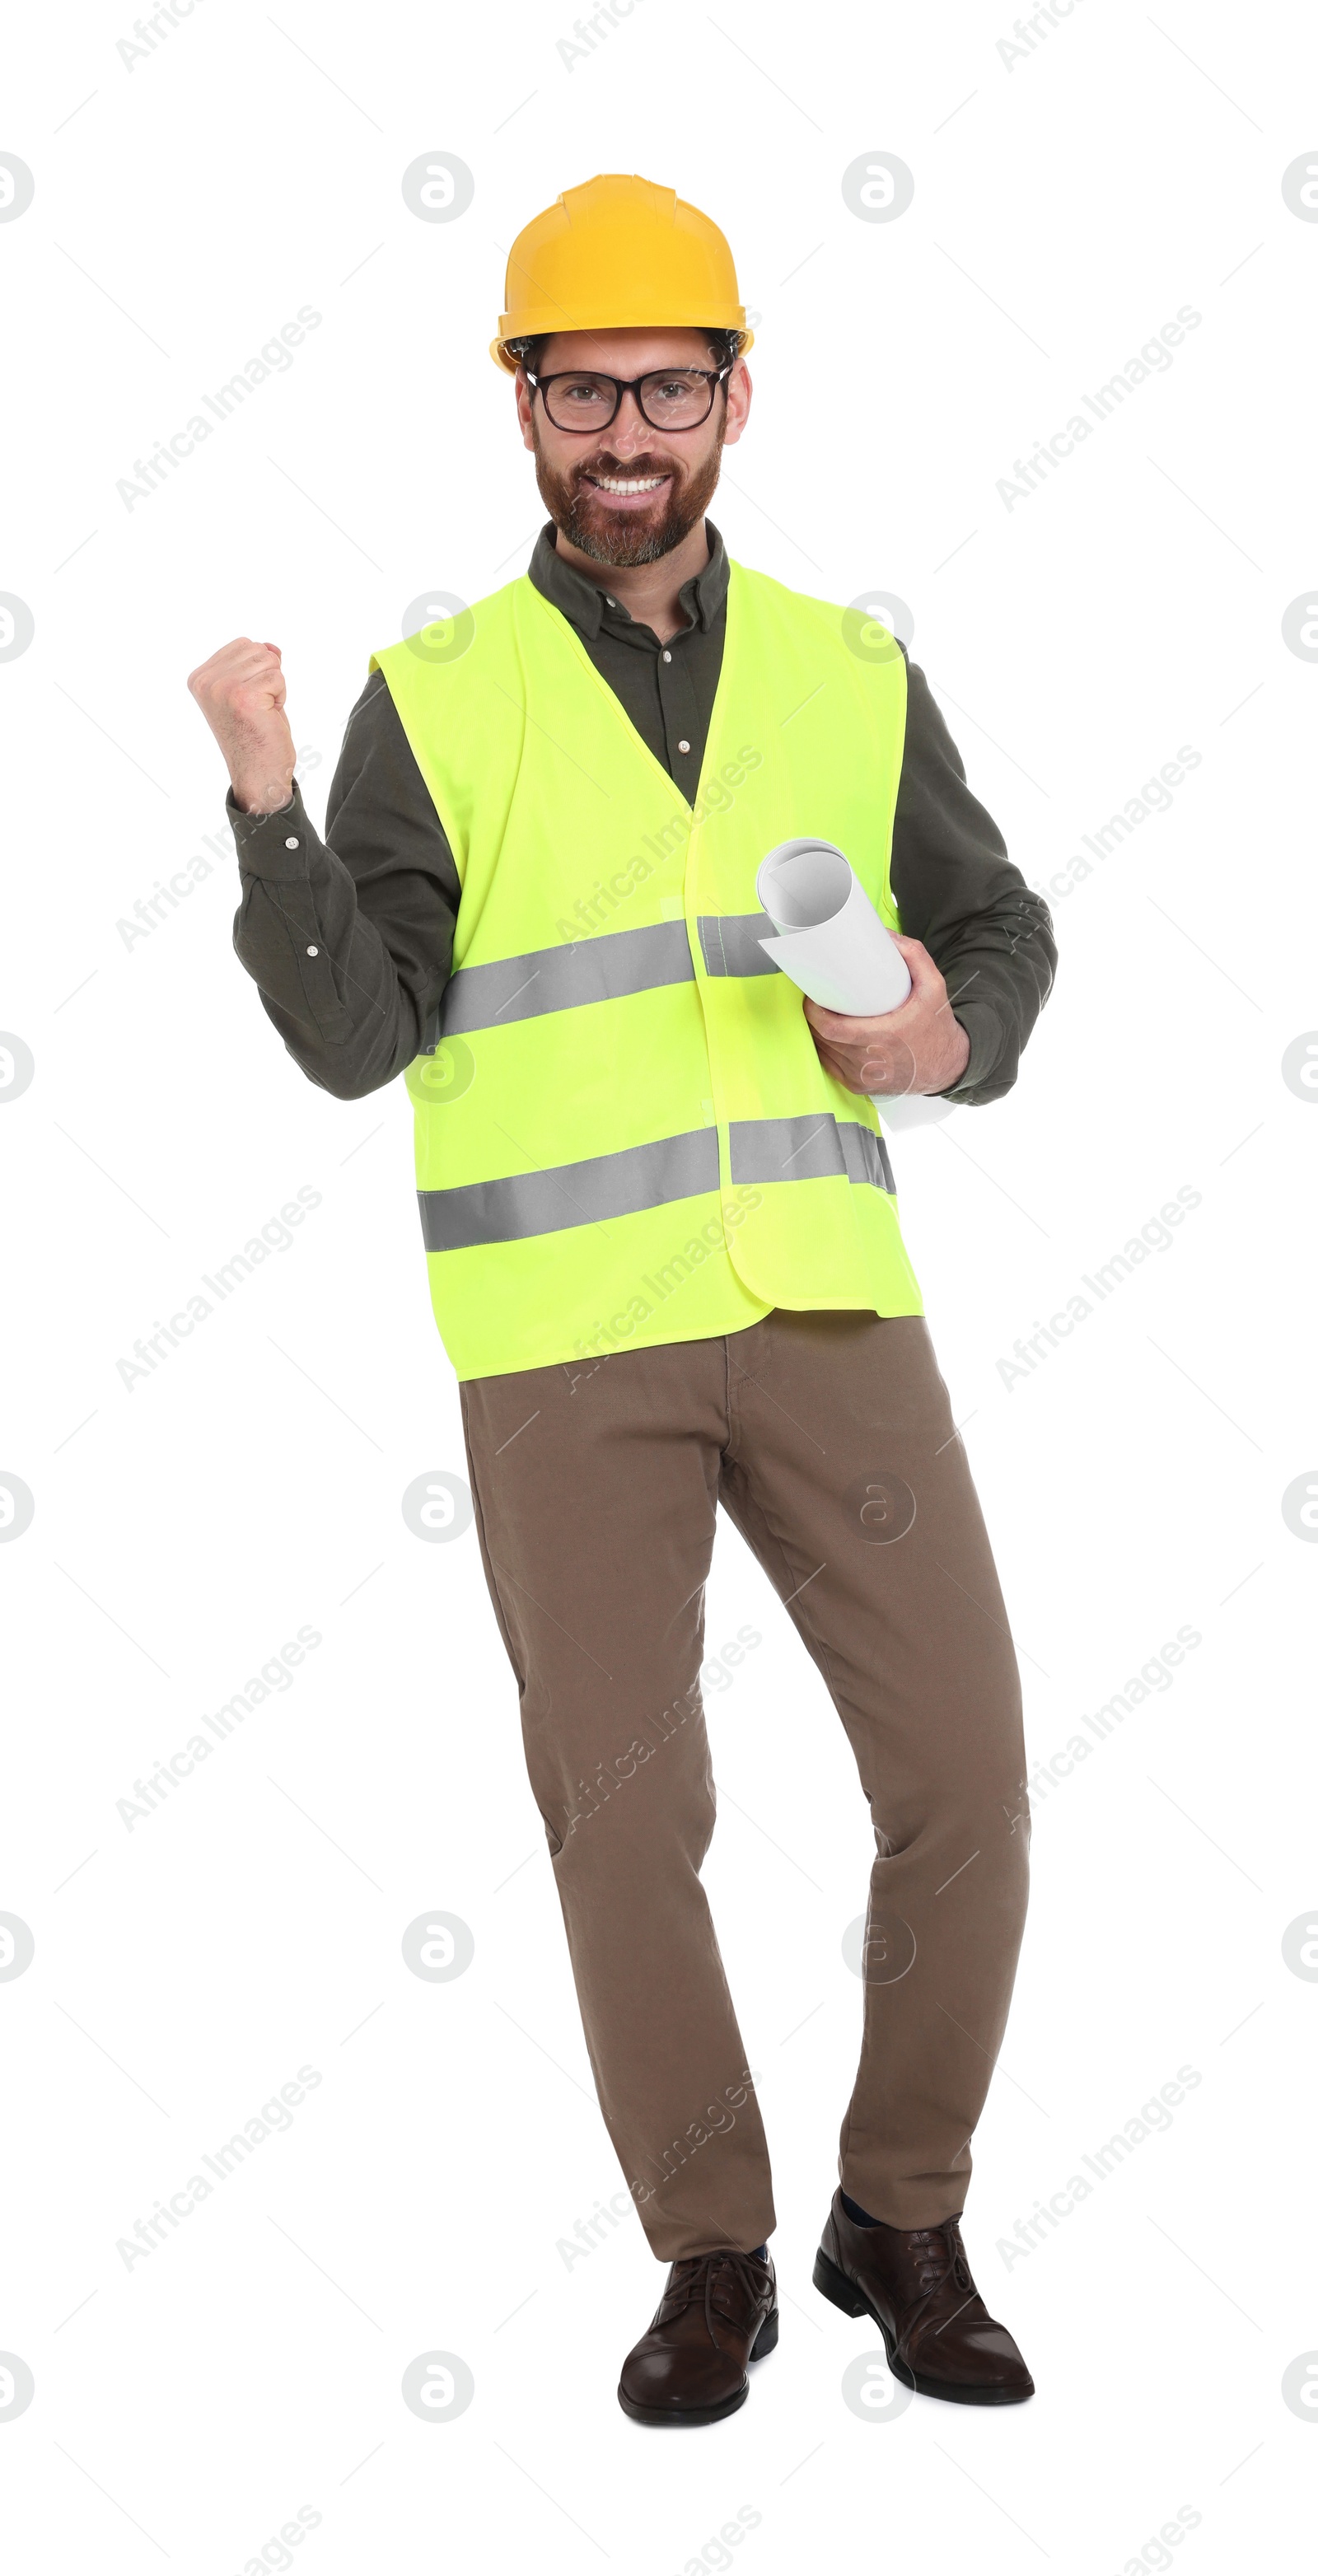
xmin=371 ymin=559 xmax=923 ymax=1380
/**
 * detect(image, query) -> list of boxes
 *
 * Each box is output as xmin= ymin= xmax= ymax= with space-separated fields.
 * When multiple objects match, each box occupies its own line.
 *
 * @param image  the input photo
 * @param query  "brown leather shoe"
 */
xmin=617 ymin=2248 xmax=778 ymax=2425
xmin=814 ymin=2190 xmax=1033 ymax=2405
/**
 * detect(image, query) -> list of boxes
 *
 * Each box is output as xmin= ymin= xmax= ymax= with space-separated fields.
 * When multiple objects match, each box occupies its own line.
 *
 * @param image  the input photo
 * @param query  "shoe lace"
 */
xmin=666 ymin=2249 xmax=768 ymax=2345
xmin=907 ymin=2222 xmax=972 ymax=2300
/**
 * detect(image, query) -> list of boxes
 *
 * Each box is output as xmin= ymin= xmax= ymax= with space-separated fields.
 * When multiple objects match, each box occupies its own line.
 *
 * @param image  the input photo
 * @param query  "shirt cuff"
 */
xmin=938 ymin=999 xmax=1003 ymax=1101
xmin=227 ymin=781 xmax=314 ymax=882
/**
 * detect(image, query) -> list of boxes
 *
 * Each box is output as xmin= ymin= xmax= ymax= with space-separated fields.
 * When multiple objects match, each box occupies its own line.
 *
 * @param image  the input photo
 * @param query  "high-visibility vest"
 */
xmin=371 ymin=559 xmax=924 ymax=1381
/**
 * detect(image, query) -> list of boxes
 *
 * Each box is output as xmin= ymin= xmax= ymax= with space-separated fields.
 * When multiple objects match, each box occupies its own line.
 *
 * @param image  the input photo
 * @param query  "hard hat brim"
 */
xmin=490 ymin=317 xmax=754 ymax=374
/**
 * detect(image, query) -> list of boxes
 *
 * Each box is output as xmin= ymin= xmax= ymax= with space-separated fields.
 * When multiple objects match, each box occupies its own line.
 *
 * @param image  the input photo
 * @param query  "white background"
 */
xmin=2 ymin=1 xmax=1316 ymax=2568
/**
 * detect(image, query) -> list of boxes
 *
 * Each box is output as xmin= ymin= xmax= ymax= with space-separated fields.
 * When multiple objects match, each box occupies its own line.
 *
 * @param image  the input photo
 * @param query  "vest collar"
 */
xmin=528 ymin=519 xmax=730 ymax=639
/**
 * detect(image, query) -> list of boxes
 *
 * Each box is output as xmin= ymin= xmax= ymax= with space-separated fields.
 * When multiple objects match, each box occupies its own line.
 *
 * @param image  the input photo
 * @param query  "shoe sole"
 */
xmin=617 ymin=2306 xmax=779 ymax=2426
xmin=812 ymin=2250 xmax=1034 ymax=2406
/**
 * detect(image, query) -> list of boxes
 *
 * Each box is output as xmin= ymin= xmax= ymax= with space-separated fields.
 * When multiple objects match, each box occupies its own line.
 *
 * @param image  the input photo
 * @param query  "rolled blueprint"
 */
xmin=755 ymin=840 xmax=952 ymax=1130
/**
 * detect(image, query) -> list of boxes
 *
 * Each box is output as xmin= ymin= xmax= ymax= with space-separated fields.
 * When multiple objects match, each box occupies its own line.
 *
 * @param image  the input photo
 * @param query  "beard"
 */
xmin=530 ymin=425 xmax=725 ymax=568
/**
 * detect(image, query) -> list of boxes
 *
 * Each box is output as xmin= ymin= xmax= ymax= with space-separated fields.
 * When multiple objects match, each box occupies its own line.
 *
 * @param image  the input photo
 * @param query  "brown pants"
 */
xmin=460 ymin=1309 xmax=1030 ymax=2262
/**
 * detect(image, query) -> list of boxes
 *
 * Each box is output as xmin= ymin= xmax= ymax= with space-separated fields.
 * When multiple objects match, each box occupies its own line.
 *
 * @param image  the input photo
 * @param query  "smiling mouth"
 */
xmin=582 ymin=470 xmax=671 ymax=498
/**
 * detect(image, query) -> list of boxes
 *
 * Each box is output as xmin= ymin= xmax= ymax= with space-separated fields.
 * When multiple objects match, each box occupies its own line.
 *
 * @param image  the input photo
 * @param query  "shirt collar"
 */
xmin=528 ymin=519 xmax=730 ymax=639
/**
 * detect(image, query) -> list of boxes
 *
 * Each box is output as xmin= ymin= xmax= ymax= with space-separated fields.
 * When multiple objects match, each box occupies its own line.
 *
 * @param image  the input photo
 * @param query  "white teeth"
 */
xmin=591 ymin=474 xmax=665 ymax=493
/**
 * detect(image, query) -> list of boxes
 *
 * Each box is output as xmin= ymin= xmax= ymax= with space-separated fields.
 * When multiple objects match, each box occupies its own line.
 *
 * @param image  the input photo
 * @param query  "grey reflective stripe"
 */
xmin=418 ymin=1128 xmax=721 ymax=1253
xmin=696 ymin=912 xmax=780 ymax=978
xmin=727 ymin=1115 xmax=895 ymax=1195
xmin=442 ymin=919 xmax=694 ymax=1036
xmin=837 ymin=1121 xmax=897 ymax=1196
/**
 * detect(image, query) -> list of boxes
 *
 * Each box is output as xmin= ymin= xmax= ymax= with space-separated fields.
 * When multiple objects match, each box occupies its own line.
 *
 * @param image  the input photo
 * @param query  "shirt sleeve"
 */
xmin=229 ymin=669 xmax=460 ymax=1099
xmin=890 ymin=652 xmax=1057 ymax=1104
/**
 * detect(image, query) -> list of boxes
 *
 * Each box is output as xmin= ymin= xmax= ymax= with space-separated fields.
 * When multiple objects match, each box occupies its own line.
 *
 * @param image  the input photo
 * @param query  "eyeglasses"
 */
xmin=525 ymin=364 xmax=733 ymax=433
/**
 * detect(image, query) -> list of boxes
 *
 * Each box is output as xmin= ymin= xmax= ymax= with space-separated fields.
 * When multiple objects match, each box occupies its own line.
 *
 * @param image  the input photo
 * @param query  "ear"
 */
xmin=515 ymin=366 xmax=536 ymax=453
xmin=722 ymin=360 xmax=753 ymax=449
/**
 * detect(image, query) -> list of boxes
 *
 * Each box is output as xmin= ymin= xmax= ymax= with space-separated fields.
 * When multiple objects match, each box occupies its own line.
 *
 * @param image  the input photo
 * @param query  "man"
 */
xmin=189 ymin=173 xmax=1056 ymax=2427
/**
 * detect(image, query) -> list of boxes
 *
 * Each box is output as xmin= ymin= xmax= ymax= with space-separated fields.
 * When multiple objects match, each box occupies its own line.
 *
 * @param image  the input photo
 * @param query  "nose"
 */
xmin=605 ymin=385 xmax=657 ymax=453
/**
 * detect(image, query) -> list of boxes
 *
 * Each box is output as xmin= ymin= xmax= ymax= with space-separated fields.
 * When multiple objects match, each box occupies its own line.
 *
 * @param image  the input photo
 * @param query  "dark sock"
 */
xmin=748 ymin=2242 xmax=769 ymax=2260
xmin=840 ymin=2190 xmax=880 ymax=2228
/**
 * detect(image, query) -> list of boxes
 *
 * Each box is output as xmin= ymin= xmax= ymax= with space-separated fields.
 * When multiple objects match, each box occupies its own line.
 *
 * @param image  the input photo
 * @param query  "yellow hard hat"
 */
xmin=491 ymin=171 xmax=753 ymax=372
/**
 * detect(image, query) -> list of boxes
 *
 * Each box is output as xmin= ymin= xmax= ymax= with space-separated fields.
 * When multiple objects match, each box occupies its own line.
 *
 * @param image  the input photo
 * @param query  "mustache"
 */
xmin=574 ymin=454 xmax=677 ymax=484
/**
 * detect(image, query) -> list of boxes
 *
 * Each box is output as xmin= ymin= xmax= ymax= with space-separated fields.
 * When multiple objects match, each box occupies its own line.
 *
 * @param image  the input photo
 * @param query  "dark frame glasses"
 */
xmin=524 ymin=364 xmax=734 ymax=432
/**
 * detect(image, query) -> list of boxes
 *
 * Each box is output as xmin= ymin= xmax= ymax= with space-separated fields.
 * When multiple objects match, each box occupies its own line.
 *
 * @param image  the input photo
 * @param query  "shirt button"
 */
xmin=284 ymin=835 xmax=299 ymax=849
xmin=662 ymin=650 xmax=671 ymax=662
xmin=677 ymin=739 xmax=690 ymax=754
xmin=306 ymin=945 xmax=319 ymax=957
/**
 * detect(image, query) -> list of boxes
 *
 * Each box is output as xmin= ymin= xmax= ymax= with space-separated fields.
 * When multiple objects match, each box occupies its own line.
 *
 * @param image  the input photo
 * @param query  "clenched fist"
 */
xmin=804 ymin=934 xmax=971 ymax=1098
xmin=187 ymin=637 xmax=297 ymax=815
